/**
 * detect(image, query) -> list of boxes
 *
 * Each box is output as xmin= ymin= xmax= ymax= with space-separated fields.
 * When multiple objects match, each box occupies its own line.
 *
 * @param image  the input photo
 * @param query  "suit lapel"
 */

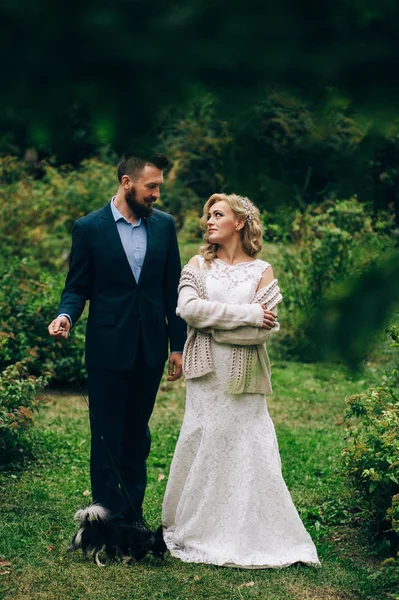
xmin=99 ymin=203 xmax=137 ymax=286
xmin=138 ymin=214 xmax=156 ymax=285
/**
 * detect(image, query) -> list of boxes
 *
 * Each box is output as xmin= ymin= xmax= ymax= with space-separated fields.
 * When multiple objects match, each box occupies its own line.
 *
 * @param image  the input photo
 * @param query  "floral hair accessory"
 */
xmin=241 ymin=198 xmax=253 ymax=222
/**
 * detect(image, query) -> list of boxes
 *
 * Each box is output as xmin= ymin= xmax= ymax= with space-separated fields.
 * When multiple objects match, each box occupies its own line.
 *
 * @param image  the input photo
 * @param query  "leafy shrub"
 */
xmin=0 ymin=156 xmax=115 ymax=271
xmin=274 ymin=198 xmax=394 ymax=358
xmin=342 ymin=326 xmax=399 ymax=546
xmin=0 ymin=257 xmax=87 ymax=381
xmin=160 ymin=95 xmax=232 ymax=221
xmin=0 ymin=358 xmax=50 ymax=462
xmin=179 ymin=210 xmax=204 ymax=243
xmin=291 ymin=198 xmax=393 ymax=302
xmin=262 ymin=207 xmax=298 ymax=243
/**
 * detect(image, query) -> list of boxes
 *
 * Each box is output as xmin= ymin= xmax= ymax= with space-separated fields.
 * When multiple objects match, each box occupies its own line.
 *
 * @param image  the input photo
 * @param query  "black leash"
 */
xmin=60 ymin=345 xmax=144 ymax=524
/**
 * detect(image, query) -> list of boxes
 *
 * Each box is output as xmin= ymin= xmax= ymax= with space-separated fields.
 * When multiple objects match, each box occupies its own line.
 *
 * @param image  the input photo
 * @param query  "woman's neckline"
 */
xmin=214 ymin=257 xmax=258 ymax=267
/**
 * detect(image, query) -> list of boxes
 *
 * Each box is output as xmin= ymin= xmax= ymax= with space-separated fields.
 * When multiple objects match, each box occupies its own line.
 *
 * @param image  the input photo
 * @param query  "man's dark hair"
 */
xmin=117 ymin=154 xmax=170 ymax=182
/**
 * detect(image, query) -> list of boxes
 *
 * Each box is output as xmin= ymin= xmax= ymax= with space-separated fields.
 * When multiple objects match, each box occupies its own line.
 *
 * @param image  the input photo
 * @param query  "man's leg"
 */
xmin=87 ymin=368 xmax=132 ymax=520
xmin=119 ymin=352 xmax=164 ymax=523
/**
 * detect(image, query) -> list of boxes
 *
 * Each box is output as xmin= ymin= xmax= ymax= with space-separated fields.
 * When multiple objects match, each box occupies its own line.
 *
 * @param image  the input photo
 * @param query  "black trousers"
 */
xmin=87 ymin=347 xmax=164 ymax=523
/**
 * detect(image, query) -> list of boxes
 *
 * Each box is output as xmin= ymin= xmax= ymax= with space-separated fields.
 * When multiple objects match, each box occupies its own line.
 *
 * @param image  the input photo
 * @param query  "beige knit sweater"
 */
xmin=177 ymin=264 xmax=283 ymax=394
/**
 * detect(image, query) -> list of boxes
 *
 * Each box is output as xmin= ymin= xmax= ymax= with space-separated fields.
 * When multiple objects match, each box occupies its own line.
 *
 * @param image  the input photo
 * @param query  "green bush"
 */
xmin=0 ymin=358 xmax=50 ymax=462
xmin=342 ymin=326 xmax=399 ymax=545
xmin=274 ymin=198 xmax=394 ymax=358
xmin=0 ymin=156 xmax=115 ymax=271
xmin=0 ymin=257 xmax=86 ymax=381
xmin=160 ymin=95 xmax=232 ymax=222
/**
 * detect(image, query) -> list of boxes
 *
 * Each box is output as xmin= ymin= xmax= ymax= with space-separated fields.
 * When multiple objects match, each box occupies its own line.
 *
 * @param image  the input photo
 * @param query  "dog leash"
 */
xmin=59 ymin=345 xmax=145 ymax=525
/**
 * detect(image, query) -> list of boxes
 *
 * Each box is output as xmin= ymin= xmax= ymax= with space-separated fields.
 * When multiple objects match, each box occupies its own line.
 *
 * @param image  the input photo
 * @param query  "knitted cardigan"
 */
xmin=177 ymin=264 xmax=283 ymax=395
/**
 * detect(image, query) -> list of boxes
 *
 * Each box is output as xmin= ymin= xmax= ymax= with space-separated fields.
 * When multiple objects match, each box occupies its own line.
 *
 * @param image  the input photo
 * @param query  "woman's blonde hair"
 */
xmin=199 ymin=193 xmax=263 ymax=264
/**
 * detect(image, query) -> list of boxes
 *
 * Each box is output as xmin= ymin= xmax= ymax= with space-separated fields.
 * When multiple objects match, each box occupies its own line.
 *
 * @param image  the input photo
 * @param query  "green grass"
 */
xmin=0 ymin=356 xmax=396 ymax=600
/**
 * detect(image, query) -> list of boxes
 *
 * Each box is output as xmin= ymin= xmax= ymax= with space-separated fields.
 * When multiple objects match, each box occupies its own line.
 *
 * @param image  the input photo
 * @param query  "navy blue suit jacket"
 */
xmin=58 ymin=202 xmax=187 ymax=370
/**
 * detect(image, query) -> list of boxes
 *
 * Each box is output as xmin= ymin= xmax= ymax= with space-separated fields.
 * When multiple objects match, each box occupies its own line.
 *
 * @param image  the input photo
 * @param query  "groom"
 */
xmin=48 ymin=154 xmax=186 ymax=526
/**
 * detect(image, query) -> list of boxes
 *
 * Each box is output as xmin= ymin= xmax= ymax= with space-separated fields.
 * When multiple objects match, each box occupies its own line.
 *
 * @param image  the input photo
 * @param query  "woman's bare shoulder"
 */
xmin=187 ymin=255 xmax=201 ymax=269
xmin=256 ymin=263 xmax=275 ymax=291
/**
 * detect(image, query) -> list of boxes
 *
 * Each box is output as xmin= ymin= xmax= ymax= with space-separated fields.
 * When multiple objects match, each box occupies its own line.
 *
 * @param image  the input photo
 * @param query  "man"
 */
xmin=48 ymin=154 xmax=186 ymax=527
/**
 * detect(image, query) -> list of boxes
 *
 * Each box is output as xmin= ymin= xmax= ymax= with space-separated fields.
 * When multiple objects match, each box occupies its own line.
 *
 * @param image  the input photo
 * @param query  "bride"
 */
xmin=162 ymin=193 xmax=320 ymax=568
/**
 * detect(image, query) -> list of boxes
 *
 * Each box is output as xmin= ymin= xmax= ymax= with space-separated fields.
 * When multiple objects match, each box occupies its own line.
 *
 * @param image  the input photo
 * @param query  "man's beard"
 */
xmin=125 ymin=189 xmax=154 ymax=218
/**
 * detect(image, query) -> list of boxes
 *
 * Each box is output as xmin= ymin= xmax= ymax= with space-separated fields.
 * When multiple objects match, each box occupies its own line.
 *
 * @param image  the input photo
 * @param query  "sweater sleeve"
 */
xmin=211 ymin=320 xmax=280 ymax=345
xmin=208 ymin=278 xmax=283 ymax=345
xmin=177 ymin=284 xmax=264 ymax=330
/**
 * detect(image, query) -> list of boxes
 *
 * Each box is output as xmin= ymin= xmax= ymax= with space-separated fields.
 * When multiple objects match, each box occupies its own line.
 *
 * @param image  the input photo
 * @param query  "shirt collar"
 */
xmin=111 ymin=197 xmax=142 ymax=228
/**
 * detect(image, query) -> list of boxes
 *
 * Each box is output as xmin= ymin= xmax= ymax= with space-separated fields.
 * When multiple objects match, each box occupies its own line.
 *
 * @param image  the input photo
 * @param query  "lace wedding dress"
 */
xmin=162 ymin=257 xmax=320 ymax=568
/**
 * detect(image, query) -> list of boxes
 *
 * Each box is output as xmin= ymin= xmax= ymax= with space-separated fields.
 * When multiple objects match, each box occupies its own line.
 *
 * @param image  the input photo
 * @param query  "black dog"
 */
xmin=68 ymin=504 xmax=167 ymax=566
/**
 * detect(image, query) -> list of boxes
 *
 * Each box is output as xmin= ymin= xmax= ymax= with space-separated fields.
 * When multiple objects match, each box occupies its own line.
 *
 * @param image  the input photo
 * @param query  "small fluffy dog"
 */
xmin=68 ymin=504 xmax=167 ymax=566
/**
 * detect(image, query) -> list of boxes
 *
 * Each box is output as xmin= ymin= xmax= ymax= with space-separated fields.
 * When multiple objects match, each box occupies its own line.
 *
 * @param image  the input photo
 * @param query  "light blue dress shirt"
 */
xmin=110 ymin=197 xmax=147 ymax=283
xmin=59 ymin=198 xmax=147 ymax=327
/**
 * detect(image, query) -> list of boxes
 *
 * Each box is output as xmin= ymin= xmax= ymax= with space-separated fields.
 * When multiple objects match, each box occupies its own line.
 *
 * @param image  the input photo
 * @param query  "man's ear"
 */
xmin=121 ymin=175 xmax=132 ymax=189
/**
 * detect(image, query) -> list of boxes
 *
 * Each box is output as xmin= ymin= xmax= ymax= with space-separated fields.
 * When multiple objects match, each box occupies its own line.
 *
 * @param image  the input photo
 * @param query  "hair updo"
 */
xmin=199 ymin=193 xmax=263 ymax=264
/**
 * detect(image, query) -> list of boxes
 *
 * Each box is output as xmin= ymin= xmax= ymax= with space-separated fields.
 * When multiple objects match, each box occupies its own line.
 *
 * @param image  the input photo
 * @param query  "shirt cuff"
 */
xmin=58 ymin=313 xmax=73 ymax=328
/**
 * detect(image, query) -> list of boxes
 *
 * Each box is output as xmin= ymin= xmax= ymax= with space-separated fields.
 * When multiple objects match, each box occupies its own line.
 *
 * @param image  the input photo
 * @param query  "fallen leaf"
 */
xmin=0 ymin=559 xmax=10 ymax=568
xmin=0 ymin=570 xmax=10 ymax=576
xmin=238 ymin=581 xmax=255 ymax=588
xmin=193 ymin=575 xmax=200 ymax=581
xmin=46 ymin=545 xmax=56 ymax=552
xmin=82 ymin=490 xmax=90 ymax=497
xmin=157 ymin=473 xmax=165 ymax=482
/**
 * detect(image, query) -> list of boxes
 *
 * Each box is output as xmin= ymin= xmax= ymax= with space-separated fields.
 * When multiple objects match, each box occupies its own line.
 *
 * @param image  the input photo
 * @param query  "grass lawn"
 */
xmin=0 ymin=353 xmax=395 ymax=600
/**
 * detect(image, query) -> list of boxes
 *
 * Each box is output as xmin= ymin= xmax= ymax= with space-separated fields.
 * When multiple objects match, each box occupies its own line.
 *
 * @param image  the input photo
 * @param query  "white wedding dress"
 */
xmin=162 ymin=257 xmax=320 ymax=568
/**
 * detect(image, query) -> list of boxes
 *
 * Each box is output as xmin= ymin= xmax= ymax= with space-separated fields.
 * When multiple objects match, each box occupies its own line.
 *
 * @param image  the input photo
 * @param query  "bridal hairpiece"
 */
xmin=241 ymin=198 xmax=253 ymax=222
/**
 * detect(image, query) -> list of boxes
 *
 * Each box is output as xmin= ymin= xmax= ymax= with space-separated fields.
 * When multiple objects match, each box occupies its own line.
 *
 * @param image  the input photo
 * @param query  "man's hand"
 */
xmin=167 ymin=352 xmax=183 ymax=381
xmin=260 ymin=305 xmax=277 ymax=330
xmin=48 ymin=316 xmax=71 ymax=339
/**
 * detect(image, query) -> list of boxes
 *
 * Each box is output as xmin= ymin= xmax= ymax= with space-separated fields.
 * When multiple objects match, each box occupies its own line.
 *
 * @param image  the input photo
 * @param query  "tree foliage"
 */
xmin=2 ymin=0 xmax=399 ymax=160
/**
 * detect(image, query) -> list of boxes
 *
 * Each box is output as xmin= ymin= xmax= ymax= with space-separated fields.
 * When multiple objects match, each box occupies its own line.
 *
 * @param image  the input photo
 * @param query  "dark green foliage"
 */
xmin=160 ymin=96 xmax=232 ymax=223
xmin=342 ymin=327 xmax=399 ymax=592
xmin=0 ymin=156 xmax=115 ymax=271
xmin=273 ymin=198 xmax=394 ymax=359
xmin=0 ymin=257 xmax=86 ymax=382
xmin=0 ymin=359 xmax=50 ymax=462
xmin=159 ymin=92 xmax=399 ymax=227
xmin=2 ymin=1 xmax=399 ymax=161
xmin=304 ymin=249 xmax=399 ymax=365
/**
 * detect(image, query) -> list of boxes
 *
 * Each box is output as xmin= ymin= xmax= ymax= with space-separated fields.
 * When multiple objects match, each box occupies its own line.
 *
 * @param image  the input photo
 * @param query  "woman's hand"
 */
xmin=261 ymin=305 xmax=277 ymax=330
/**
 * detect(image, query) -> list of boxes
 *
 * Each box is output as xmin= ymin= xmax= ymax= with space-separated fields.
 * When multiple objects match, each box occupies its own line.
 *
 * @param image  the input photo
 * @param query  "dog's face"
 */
xmin=148 ymin=526 xmax=167 ymax=561
xmin=116 ymin=524 xmax=167 ymax=563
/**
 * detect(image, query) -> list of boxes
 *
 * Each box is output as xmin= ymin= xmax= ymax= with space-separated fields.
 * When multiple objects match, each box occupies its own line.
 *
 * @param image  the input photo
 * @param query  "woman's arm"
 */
xmin=211 ymin=312 xmax=280 ymax=345
xmin=177 ymin=257 xmax=264 ymax=330
xmin=210 ymin=263 xmax=281 ymax=345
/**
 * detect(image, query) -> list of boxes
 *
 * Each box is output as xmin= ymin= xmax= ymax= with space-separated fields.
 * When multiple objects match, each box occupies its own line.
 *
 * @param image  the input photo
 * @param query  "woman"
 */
xmin=162 ymin=193 xmax=320 ymax=568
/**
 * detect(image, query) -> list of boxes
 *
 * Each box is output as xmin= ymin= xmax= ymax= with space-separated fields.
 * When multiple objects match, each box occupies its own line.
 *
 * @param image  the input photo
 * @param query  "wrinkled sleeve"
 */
xmin=211 ymin=318 xmax=280 ymax=345
xmin=177 ymin=283 xmax=264 ymax=330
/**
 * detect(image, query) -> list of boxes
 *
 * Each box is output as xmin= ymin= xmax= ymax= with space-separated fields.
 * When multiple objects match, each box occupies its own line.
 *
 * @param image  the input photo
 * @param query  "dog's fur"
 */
xmin=68 ymin=504 xmax=167 ymax=566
